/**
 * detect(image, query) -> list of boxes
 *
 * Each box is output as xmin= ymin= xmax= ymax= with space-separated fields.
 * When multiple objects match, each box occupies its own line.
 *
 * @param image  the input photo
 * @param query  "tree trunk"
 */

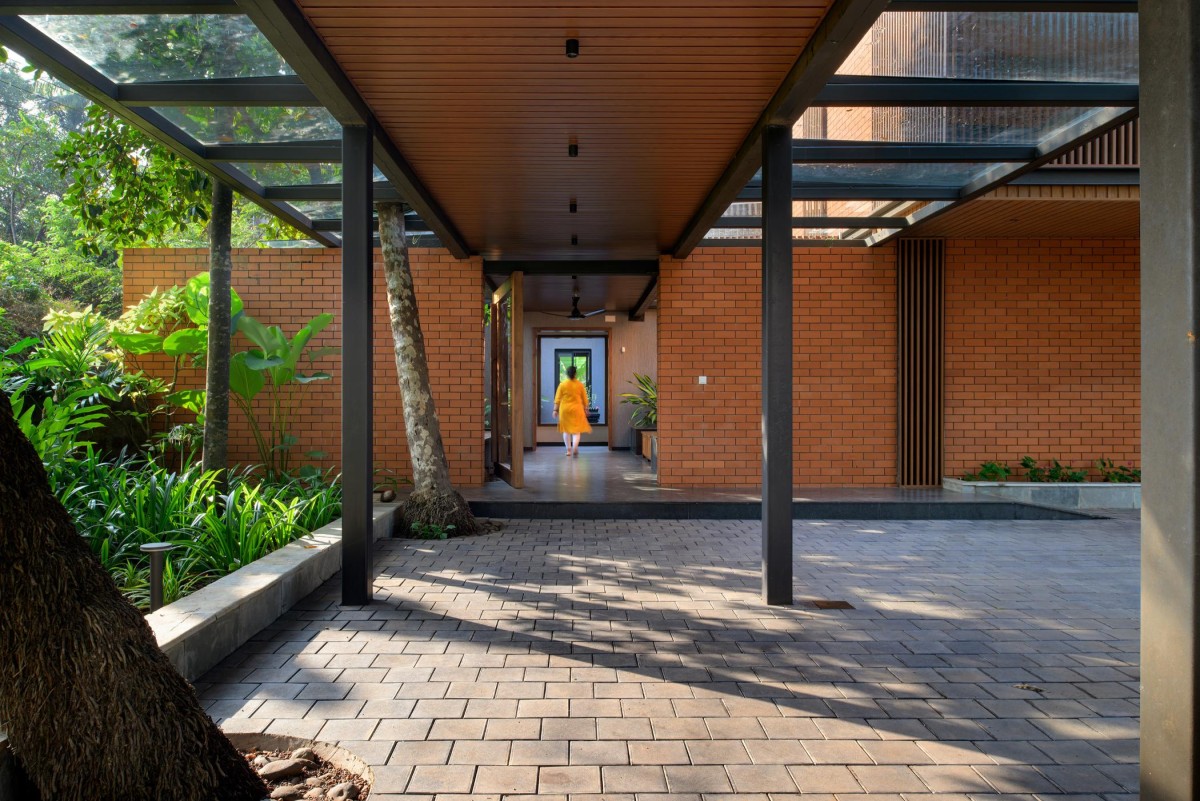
xmin=377 ymin=201 xmax=478 ymax=535
xmin=0 ymin=399 xmax=266 ymax=801
xmin=202 ymin=181 xmax=233 ymax=490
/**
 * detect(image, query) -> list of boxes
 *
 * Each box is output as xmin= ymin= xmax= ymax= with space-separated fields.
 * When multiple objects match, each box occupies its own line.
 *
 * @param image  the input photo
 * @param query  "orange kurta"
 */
xmin=554 ymin=379 xmax=592 ymax=434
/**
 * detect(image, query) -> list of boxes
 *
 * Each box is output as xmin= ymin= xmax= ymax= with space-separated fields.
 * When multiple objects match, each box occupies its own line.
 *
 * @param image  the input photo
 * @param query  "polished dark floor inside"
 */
xmin=463 ymin=448 xmax=1088 ymax=521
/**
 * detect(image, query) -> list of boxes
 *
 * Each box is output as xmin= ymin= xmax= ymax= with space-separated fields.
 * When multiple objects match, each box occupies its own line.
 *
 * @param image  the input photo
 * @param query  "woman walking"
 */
xmin=553 ymin=364 xmax=592 ymax=457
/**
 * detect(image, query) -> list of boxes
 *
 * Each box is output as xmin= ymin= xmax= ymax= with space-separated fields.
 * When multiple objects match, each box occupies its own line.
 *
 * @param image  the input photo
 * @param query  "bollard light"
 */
xmin=140 ymin=542 xmax=177 ymax=612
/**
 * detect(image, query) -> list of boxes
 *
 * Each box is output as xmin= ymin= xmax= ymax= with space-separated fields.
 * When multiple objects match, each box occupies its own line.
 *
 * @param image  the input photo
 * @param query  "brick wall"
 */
xmin=122 ymin=247 xmax=485 ymax=488
xmin=657 ymin=246 xmax=898 ymax=488
xmin=943 ymin=239 xmax=1140 ymax=479
xmin=658 ymin=239 xmax=1140 ymax=489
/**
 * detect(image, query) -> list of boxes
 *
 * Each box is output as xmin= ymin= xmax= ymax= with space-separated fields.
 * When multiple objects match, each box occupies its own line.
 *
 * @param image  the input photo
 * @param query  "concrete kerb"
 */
xmin=148 ymin=504 xmax=399 ymax=682
xmin=944 ymin=476 xmax=1141 ymax=509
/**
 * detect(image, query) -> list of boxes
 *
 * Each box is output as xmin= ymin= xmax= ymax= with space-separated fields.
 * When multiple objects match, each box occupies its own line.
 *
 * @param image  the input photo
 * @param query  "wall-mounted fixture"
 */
xmin=566 ymin=38 xmax=579 ymax=58
xmin=571 ymin=234 xmax=579 ymax=246
xmin=569 ymin=200 xmax=578 ymax=214
xmin=568 ymin=142 xmax=579 ymax=158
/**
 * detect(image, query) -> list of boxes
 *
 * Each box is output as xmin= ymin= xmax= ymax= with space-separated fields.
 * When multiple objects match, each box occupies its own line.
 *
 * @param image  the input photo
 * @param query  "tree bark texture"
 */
xmin=202 ymin=181 xmax=233 ymax=488
xmin=0 ymin=399 xmax=266 ymax=801
xmin=376 ymin=202 xmax=478 ymax=535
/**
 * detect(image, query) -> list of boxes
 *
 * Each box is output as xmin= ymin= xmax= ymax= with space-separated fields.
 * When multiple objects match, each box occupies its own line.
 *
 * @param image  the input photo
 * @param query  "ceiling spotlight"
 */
xmin=571 ymin=234 xmax=579 ymax=246
xmin=568 ymin=142 xmax=579 ymax=158
xmin=569 ymin=200 xmax=578 ymax=214
xmin=565 ymin=38 xmax=579 ymax=58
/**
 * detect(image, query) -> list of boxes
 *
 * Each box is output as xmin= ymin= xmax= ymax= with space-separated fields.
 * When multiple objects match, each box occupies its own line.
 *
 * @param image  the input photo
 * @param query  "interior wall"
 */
xmin=523 ymin=310 xmax=657 ymax=448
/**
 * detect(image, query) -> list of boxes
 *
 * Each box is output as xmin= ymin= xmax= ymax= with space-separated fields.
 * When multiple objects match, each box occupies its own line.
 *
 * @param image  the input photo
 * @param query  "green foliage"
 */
xmin=50 ymin=452 xmax=343 ymax=610
xmin=1020 ymin=455 xmax=1087 ymax=483
xmin=410 ymin=521 xmax=456 ymax=540
xmin=54 ymin=105 xmax=210 ymax=253
xmin=962 ymin=461 xmax=1012 ymax=482
xmin=1097 ymin=458 xmax=1140 ymax=483
xmin=618 ymin=373 xmax=658 ymax=429
xmin=231 ymin=311 xmax=336 ymax=477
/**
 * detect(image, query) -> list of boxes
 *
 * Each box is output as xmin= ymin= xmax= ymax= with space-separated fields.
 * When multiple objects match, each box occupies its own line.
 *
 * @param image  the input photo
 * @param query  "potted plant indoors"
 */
xmin=619 ymin=373 xmax=657 ymax=457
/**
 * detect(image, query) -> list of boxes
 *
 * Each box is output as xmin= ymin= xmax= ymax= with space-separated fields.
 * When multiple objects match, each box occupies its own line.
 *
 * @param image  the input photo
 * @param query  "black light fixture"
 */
xmin=565 ymin=38 xmax=579 ymax=58
xmin=569 ymin=199 xmax=578 ymax=214
xmin=571 ymin=234 xmax=579 ymax=246
xmin=568 ymin=142 xmax=579 ymax=158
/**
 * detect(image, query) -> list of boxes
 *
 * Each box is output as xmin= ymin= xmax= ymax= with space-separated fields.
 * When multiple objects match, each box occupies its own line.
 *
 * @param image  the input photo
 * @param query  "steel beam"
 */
xmin=716 ymin=216 xmax=909 ymax=229
xmin=340 ymin=123 xmax=373 ymax=607
xmin=1012 ymin=167 xmax=1140 ymax=186
xmin=814 ymin=75 xmax=1139 ymax=107
xmin=0 ymin=0 xmax=238 ymax=11
xmin=628 ymin=276 xmax=658 ymax=322
xmin=263 ymin=182 xmax=401 ymax=202
xmin=700 ymin=238 xmax=869 ymax=248
xmin=235 ymin=0 xmax=470 ymax=258
xmin=887 ymin=0 xmax=1135 ymax=9
xmin=205 ymin=141 xmax=343 ymax=163
xmin=672 ymin=0 xmax=891 ymax=258
xmin=793 ymin=139 xmax=1037 ymax=163
xmin=0 ymin=16 xmax=340 ymax=247
xmin=117 ymin=76 xmax=319 ymax=107
xmin=486 ymin=260 xmax=659 ymax=276
xmin=1140 ymin=0 xmax=1198 ymax=793
xmin=761 ymin=125 xmax=793 ymax=606
xmin=739 ymin=183 xmax=961 ymax=201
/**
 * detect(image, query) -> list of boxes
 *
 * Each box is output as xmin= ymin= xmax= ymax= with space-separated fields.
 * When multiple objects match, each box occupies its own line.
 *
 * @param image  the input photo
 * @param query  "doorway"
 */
xmin=535 ymin=330 xmax=611 ymax=449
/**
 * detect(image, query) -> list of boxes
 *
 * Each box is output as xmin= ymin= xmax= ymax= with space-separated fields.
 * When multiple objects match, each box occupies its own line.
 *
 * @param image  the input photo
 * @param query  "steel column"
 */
xmin=762 ymin=124 xmax=793 ymax=606
xmin=341 ymin=124 xmax=374 ymax=606
xmin=1140 ymin=0 xmax=1200 ymax=795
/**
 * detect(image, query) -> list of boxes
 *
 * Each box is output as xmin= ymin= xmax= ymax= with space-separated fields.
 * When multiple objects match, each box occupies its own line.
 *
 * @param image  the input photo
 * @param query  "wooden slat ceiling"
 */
xmin=912 ymin=184 xmax=1140 ymax=240
xmin=501 ymin=273 xmax=656 ymax=313
xmin=295 ymin=0 xmax=835 ymax=260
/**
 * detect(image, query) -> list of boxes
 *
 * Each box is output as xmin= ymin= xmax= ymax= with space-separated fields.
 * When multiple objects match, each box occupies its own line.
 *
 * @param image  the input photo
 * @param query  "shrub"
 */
xmin=1097 ymin=458 xmax=1140 ymax=483
xmin=962 ymin=461 xmax=1011 ymax=481
xmin=1021 ymin=456 xmax=1087 ymax=483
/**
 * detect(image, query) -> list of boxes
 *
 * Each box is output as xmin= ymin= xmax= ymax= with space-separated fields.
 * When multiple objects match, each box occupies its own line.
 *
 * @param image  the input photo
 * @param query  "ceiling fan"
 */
xmin=547 ymin=276 xmax=605 ymax=319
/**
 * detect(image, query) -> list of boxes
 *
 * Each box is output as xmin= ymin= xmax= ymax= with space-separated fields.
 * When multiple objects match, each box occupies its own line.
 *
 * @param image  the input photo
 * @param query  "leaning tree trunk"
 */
xmin=377 ymin=201 xmax=478 ymax=535
xmin=202 ymin=181 xmax=233 ymax=490
xmin=0 ymin=400 xmax=266 ymax=801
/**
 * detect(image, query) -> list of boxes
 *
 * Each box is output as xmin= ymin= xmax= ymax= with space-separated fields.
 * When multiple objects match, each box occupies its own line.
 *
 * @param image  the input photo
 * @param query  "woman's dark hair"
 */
xmin=566 ymin=365 xmax=577 ymax=380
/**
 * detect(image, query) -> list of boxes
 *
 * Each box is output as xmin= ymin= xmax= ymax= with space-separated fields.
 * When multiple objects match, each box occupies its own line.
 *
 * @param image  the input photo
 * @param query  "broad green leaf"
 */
xmin=244 ymin=353 xmax=285 ymax=371
xmin=229 ymin=351 xmax=264 ymax=403
xmin=110 ymin=331 xmax=164 ymax=355
xmin=163 ymin=327 xmax=207 ymax=357
xmin=184 ymin=272 xmax=244 ymax=326
xmin=166 ymin=389 xmax=207 ymax=414
xmin=294 ymin=372 xmax=332 ymax=384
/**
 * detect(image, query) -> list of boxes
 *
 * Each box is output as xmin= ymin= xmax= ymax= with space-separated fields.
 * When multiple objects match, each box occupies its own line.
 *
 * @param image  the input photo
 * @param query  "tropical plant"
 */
xmin=1021 ymin=455 xmax=1087 ymax=483
xmin=229 ymin=312 xmax=336 ymax=477
xmin=1097 ymin=458 xmax=1141 ymax=483
xmin=962 ymin=461 xmax=1012 ymax=482
xmin=619 ymin=372 xmax=658 ymax=429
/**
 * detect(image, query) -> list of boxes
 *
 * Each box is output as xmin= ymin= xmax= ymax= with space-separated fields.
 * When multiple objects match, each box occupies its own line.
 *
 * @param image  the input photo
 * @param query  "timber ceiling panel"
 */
xmin=493 ymin=273 xmax=656 ymax=313
xmin=295 ymin=0 xmax=834 ymax=260
xmin=912 ymin=184 xmax=1139 ymax=239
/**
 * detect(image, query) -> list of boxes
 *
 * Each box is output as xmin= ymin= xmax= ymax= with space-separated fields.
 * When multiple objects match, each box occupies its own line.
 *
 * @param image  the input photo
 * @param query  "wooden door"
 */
xmin=491 ymin=273 xmax=524 ymax=487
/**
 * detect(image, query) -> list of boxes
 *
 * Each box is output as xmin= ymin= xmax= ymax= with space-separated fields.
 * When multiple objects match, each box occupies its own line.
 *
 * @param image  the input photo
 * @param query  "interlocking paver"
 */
xmin=206 ymin=516 xmax=1139 ymax=798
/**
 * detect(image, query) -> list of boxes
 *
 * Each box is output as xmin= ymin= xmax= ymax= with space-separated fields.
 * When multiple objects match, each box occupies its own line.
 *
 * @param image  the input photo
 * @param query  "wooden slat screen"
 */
xmin=1050 ymin=119 xmax=1140 ymax=167
xmin=897 ymin=238 xmax=944 ymax=487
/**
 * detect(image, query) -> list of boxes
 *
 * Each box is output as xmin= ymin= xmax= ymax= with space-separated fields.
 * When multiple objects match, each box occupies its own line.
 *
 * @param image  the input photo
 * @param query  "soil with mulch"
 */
xmin=241 ymin=747 xmax=370 ymax=800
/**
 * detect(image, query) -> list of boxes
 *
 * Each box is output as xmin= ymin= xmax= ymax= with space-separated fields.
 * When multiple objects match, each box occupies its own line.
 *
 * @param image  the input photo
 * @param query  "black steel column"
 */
xmin=341 ymin=123 xmax=374 ymax=606
xmin=1142 ymin=2 xmax=1200 ymax=795
xmin=762 ymin=124 xmax=793 ymax=605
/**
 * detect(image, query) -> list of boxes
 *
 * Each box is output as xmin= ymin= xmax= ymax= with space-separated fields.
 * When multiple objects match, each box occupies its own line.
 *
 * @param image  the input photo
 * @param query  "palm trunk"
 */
xmin=202 ymin=182 xmax=233 ymax=490
xmin=377 ymin=201 xmax=478 ymax=535
xmin=0 ymin=400 xmax=266 ymax=801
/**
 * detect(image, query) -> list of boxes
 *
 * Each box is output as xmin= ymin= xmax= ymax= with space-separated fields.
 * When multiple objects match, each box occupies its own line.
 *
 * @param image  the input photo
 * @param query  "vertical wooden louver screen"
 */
xmin=897 ymin=239 xmax=944 ymax=487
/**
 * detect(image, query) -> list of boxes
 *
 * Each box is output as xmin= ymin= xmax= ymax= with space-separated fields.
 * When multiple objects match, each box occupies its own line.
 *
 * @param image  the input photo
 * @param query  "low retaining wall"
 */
xmin=148 ymin=504 xmax=398 ymax=682
xmin=943 ymin=477 xmax=1141 ymax=510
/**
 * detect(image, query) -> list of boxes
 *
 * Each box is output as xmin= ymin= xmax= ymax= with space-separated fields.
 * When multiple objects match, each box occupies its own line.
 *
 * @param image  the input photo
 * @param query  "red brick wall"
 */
xmin=943 ymin=239 xmax=1140 ymax=479
xmin=657 ymin=246 xmax=898 ymax=488
xmin=122 ymin=248 xmax=485 ymax=488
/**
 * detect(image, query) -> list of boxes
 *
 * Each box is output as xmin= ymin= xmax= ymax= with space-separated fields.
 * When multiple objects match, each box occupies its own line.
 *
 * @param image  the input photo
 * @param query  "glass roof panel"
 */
xmin=288 ymin=200 xmax=342 ymax=219
xmin=838 ymin=11 xmax=1138 ymax=83
xmin=795 ymin=105 xmax=1121 ymax=145
xmin=724 ymin=199 xmax=930 ymax=219
xmin=703 ymin=228 xmax=886 ymax=241
xmin=156 ymin=106 xmax=340 ymax=145
xmin=24 ymin=15 xmax=293 ymax=82
xmin=790 ymin=162 xmax=1001 ymax=186
xmin=231 ymin=164 xmax=388 ymax=186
